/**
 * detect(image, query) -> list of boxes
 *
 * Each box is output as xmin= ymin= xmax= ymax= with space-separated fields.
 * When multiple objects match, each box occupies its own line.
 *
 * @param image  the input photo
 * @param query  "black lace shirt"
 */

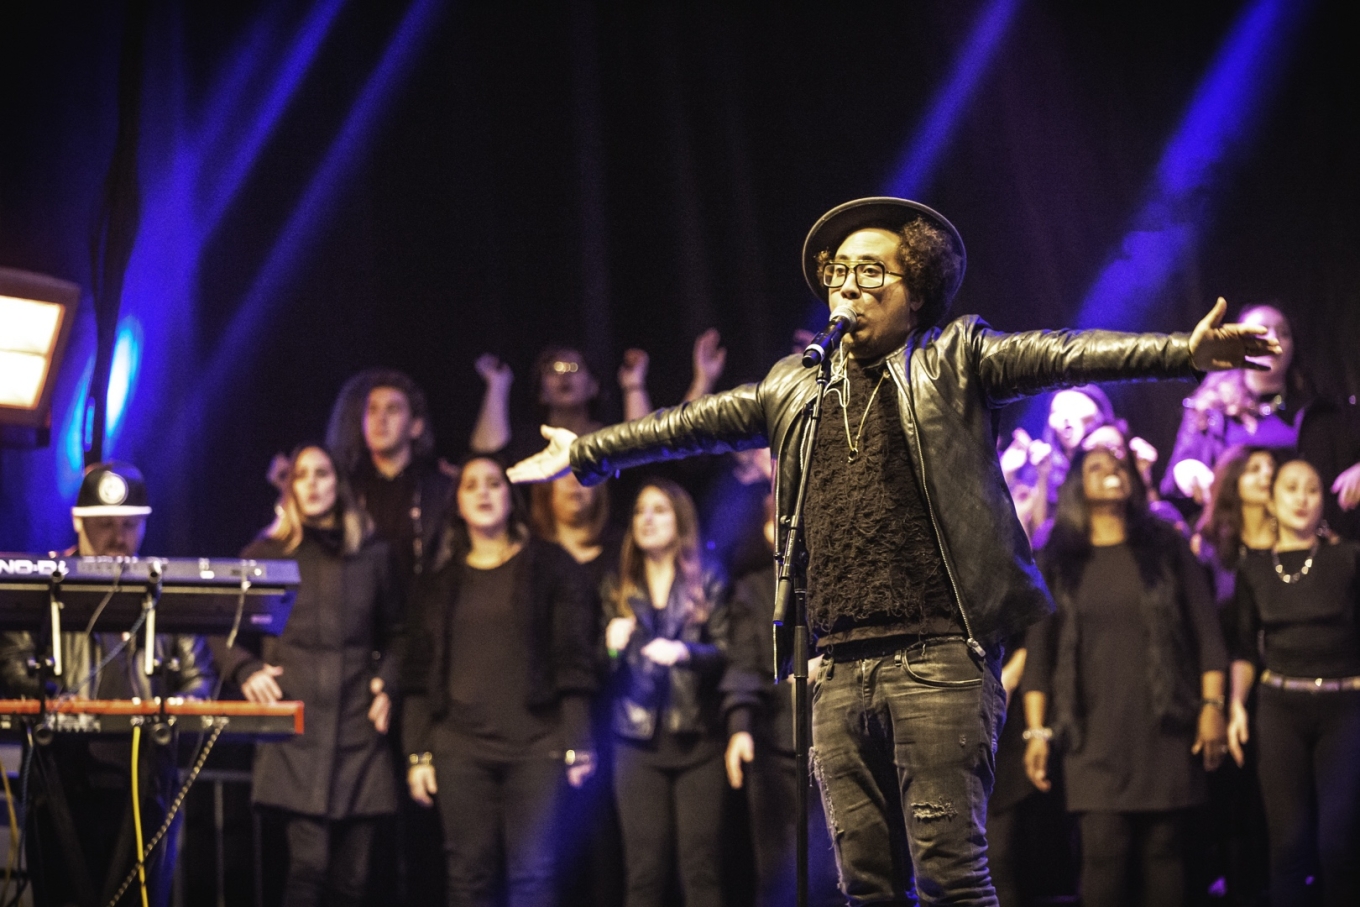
xmin=804 ymin=356 xmax=959 ymax=646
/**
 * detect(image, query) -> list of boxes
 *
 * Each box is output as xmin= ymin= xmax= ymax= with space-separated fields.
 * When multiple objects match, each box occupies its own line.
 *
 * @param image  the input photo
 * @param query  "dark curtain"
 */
xmin=1 ymin=0 xmax=1356 ymax=556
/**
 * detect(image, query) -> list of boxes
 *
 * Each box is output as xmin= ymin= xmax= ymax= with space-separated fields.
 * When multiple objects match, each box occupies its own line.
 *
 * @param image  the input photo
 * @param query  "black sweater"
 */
xmin=402 ymin=537 xmax=598 ymax=757
xmin=1229 ymin=540 xmax=1360 ymax=678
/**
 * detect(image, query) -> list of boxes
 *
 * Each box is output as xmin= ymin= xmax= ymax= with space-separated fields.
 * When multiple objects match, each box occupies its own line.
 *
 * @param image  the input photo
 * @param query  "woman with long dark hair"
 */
xmin=1192 ymin=445 xmax=1278 ymax=904
xmin=403 ymin=455 xmax=598 ymax=907
xmin=605 ymin=479 xmax=728 ymax=907
xmin=1227 ymin=458 xmax=1360 ymax=906
xmin=1196 ymin=446 xmax=1278 ymax=581
xmin=217 ymin=444 xmax=401 ymax=907
xmin=529 ymin=472 xmax=620 ymax=588
xmin=1001 ymin=386 xmax=1115 ymax=537
xmin=1023 ymin=444 xmax=1229 ymax=906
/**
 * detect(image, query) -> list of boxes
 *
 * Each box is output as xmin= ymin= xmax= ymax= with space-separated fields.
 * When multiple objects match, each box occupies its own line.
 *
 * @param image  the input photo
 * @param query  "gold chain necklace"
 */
xmin=838 ymin=370 xmax=888 ymax=464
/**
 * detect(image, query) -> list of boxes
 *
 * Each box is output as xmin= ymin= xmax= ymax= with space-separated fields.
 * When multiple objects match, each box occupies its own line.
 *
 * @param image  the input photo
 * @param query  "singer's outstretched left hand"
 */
xmin=1189 ymin=297 xmax=1282 ymax=371
xmin=507 ymin=425 xmax=576 ymax=483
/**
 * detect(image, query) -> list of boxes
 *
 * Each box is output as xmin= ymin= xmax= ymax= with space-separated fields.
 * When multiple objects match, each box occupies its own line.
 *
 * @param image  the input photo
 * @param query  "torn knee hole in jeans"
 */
xmin=910 ymin=799 xmax=958 ymax=822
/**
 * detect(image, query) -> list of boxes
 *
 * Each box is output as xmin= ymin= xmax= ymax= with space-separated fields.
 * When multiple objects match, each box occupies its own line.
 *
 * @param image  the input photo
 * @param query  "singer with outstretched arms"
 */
xmin=509 ymin=197 xmax=1278 ymax=905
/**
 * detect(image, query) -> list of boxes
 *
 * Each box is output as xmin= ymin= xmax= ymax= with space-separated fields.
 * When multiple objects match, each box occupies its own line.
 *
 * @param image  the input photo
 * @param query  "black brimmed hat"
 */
xmin=801 ymin=197 xmax=967 ymax=302
xmin=72 ymin=462 xmax=151 ymax=517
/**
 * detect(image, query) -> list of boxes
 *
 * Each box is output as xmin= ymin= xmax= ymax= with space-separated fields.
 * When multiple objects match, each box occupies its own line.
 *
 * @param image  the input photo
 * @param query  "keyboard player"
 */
xmin=0 ymin=461 xmax=215 ymax=907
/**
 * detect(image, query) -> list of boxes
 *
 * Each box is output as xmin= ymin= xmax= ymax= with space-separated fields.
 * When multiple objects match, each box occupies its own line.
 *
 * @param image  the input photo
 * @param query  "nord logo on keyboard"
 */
xmin=0 ymin=558 xmax=61 ymax=576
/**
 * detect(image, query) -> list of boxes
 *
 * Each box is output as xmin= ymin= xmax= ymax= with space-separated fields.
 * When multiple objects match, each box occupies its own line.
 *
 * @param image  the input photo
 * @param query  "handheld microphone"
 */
xmin=802 ymin=303 xmax=857 ymax=368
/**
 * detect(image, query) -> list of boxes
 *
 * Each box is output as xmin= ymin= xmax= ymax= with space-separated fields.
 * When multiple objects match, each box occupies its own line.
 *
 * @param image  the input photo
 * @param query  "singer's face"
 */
xmin=829 ymin=229 xmax=919 ymax=361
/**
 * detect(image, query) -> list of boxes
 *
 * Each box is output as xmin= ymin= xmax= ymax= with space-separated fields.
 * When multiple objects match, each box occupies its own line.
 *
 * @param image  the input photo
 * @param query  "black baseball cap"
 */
xmin=72 ymin=462 xmax=151 ymax=517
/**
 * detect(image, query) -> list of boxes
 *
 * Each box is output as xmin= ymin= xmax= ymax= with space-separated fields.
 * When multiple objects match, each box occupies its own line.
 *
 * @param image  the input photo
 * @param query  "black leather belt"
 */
xmin=1260 ymin=669 xmax=1360 ymax=693
xmin=824 ymin=634 xmax=965 ymax=663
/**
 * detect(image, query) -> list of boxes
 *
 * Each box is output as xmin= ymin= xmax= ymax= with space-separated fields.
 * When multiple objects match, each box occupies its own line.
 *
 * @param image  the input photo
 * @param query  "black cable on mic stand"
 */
xmin=773 ymin=347 xmax=836 ymax=907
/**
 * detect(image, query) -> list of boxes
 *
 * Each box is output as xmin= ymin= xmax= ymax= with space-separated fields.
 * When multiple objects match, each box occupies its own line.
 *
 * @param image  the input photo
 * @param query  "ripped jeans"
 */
xmin=810 ymin=636 xmax=1004 ymax=906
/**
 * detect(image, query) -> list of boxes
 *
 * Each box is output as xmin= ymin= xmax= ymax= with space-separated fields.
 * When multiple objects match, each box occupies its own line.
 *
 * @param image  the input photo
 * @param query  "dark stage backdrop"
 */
xmin=2 ymin=0 xmax=1357 ymax=557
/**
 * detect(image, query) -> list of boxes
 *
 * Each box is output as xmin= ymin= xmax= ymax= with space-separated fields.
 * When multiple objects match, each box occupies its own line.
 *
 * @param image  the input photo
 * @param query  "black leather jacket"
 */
xmin=0 ymin=630 xmax=215 ymax=700
xmin=607 ymin=572 xmax=729 ymax=742
xmin=572 ymin=315 xmax=1197 ymax=646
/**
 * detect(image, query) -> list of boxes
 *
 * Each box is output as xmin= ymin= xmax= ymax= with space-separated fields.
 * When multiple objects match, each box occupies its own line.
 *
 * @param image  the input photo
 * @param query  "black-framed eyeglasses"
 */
xmin=819 ymin=260 xmax=905 ymax=289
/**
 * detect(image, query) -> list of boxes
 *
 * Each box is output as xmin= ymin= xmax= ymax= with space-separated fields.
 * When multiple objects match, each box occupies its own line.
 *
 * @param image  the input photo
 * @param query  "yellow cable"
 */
xmin=0 ymin=754 xmax=19 ymax=906
xmin=130 ymin=726 xmax=150 ymax=907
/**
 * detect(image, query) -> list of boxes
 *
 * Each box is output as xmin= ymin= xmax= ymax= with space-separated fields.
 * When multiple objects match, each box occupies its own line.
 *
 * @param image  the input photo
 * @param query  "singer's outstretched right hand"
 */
xmin=507 ymin=425 xmax=577 ymax=483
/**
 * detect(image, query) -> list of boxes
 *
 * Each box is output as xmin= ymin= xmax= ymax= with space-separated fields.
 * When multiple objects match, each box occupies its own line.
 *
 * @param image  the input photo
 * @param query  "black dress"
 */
xmin=1027 ymin=542 xmax=1226 ymax=812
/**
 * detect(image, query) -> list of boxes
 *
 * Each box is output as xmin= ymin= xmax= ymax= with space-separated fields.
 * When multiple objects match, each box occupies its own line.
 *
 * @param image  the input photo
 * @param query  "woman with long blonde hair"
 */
xmin=216 ymin=444 xmax=401 ymax=907
xmin=604 ymin=478 xmax=728 ymax=907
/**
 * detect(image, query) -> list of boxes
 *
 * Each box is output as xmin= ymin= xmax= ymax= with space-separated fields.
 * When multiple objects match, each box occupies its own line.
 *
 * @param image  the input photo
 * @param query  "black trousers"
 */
xmin=557 ymin=755 xmax=625 ymax=907
xmin=1204 ymin=746 xmax=1268 ymax=906
xmin=613 ymin=742 xmax=725 ymax=907
xmin=281 ymin=814 xmax=378 ymax=907
xmin=432 ymin=748 xmax=564 ymax=907
xmin=1256 ymin=685 xmax=1360 ymax=907
xmin=1076 ymin=810 xmax=1188 ymax=907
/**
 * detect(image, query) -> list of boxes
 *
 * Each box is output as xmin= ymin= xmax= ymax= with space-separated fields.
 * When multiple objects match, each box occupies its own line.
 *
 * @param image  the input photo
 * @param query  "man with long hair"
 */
xmin=325 ymin=368 xmax=452 ymax=586
xmin=323 ymin=369 xmax=452 ymax=905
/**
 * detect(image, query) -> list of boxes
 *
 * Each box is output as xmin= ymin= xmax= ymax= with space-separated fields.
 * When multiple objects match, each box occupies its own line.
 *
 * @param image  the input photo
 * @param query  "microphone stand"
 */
xmin=772 ymin=351 xmax=833 ymax=907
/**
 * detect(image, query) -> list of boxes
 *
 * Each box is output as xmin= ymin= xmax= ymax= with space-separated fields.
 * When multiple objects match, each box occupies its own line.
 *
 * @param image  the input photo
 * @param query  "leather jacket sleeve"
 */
xmin=683 ymin=576 xmax=731 ymax=680
xmin=968 ymin=323 xmax=1198 ymax=408
xmin=571 ymin=383 xmax=769 ymax=485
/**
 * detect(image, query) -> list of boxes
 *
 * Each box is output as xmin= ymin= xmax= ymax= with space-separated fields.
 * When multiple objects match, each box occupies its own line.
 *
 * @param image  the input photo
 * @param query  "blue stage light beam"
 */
xmin=46 ymin=2 xmax=346 ymax=525
xmin=196 ymin=0 xmax=346 ymax=235
xmin=168 ymin=0 xmax=445 ymax=444
xmin=54 ymin=316 xmax=141 ymax=496
xmin=105 ymin=317 xmax=141 ymax=442
xmin=1074 ymin=0 xmax=1312 ymax=331
xmin=801 ymin=0 xmax=1019 ymax=338
xmin=882 ymin=0 xmax=1021 ymax=199
xmin=57 ymin=1 xmax=343 ymax=447
xmin=1011 ymin=0 xmax=1313 ymax=439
